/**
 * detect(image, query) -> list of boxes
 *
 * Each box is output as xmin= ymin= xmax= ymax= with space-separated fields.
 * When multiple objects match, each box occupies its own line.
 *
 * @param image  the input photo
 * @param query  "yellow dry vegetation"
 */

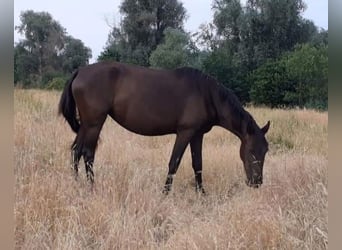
xmin=14 ymin=89 xmax=327 ymax=249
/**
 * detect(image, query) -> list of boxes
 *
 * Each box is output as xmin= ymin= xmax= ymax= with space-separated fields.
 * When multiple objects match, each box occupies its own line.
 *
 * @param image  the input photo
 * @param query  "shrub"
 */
xmin=45 ymin=76 xmax=67 ymax=90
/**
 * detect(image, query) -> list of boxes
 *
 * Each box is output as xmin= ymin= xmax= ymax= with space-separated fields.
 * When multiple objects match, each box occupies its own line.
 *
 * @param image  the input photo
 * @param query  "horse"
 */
xmin=58 ymin=61 xmax=270 ymax=194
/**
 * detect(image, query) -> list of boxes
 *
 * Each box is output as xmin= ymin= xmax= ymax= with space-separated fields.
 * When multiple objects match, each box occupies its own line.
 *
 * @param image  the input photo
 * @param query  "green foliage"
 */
xmin=149 ymin=28 xmax=201 ymax=69
xmin=97 ymin=46 xmax=121 ymax=62
xmin=285 ymin=44 xmax=328 ymax=109
xmin=213 ymin=0 xmax=242 ymax=50
xmin=62 ymin=36 xmax=92 ymax=74
xmin=98 ymin=0 xmax=187 ymax=66
xmin=201 ymin=43 xmax=249 ymax=103
xmin=15 ymin=10 xmax=66 ymax=85
xmin=45 ymin=76 xmax=68 ymax=90
xmin=197 ymin=0 xmax=327 ymax=107
xmin=41 ymin=70 xmax=65 ymax=87
xmin=249 ymin=44 xmax=328 ymax=110
xmin=241 ymin=0 xmax=310 ymax=67
xmin=249 ymin=59 xmax=293 ymax=107
xmin=14 ymin=43 xmax=39 ymax=87
xmin=207 ymin=0 xmax=315 ymax=71
xmin=14 ymin=10 xmax=92 ymax=88
xmin=310 ymin=29 xmax=328 ymax=47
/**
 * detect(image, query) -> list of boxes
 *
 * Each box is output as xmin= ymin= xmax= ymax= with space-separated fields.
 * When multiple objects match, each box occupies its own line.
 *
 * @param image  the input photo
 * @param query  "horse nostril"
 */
xmin=258 ymin=178 xmax=263 ymax=184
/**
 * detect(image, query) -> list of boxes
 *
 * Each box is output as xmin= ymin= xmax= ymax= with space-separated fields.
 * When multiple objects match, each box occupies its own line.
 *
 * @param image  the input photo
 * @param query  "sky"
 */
xmin=14 ymin=0 xmax=328 ymax=63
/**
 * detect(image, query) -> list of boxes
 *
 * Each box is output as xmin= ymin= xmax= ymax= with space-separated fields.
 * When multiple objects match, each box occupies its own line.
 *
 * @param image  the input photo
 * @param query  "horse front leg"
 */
xmin=163 ymin=129 xmax=195 ymax=194
xmin=190 ymin=133 xmax=206 ymax=194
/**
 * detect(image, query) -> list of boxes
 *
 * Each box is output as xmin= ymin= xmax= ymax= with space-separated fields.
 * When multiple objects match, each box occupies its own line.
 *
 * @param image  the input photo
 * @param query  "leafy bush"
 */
xmin=201 ymin=43 xmax=250 ymax=103
xmin=249 ymin=60 xmax=289 ymax=107
xmin=149 ymin=28 xmax=201 ymax=70
xmin=45 ymin=76 xmax=67 ymax=90
xmin=249 ymin=44 xmax=328 ymax=110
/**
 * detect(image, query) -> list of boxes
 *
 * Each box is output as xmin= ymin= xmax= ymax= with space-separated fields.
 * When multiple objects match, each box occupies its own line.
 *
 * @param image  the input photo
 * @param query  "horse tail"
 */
xmin=58 ymin=70 xmax=80 ymax=134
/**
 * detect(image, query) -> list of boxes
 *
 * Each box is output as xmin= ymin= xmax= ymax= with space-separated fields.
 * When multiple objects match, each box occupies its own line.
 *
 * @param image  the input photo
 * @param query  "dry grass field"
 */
xmin=14 ymin=89 xmax=327 ymax=249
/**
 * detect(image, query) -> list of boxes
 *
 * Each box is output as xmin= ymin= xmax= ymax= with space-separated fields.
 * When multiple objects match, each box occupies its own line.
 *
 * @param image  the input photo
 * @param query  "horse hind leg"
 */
xmin=71 ymin=132 xmax=83 ymax=180
xmin=81 ymin=120 xmax=106 ymax=185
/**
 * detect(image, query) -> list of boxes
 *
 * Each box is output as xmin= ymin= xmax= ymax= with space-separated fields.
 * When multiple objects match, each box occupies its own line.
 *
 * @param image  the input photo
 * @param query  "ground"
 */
xmin=14 ymin=89 xmax=327 ymax=249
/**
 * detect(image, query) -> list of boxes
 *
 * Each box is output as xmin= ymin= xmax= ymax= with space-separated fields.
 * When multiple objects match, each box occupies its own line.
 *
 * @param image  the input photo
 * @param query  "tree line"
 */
xmin=14 ymin=0 xmax=328 ymax=110
xmin=14 ymin=10 xmax=92 ymax=89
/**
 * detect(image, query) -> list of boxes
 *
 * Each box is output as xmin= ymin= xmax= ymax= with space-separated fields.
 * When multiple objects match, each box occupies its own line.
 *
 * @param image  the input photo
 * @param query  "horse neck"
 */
xmin=214 ymin=87 xmax=249 ymax=140
xmin=220 ymin=108 xmax=249 ymax=141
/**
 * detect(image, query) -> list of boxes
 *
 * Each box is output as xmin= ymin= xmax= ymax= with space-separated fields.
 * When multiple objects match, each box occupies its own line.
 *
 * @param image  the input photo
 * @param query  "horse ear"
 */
xmin=261 ymin=121 xmax=270 ymax=134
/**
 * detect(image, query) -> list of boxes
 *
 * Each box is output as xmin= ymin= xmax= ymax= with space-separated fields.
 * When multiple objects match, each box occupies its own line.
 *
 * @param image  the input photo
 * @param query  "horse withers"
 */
xmin=58 ymin=61 xmax=270 ymax=193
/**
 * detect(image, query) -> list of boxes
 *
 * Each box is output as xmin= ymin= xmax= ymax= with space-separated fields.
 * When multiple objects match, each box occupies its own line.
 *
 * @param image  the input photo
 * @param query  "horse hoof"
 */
xmin=162 ymin=189 xmax=169 ymax=195
xmin=196 ymin=187 xmax=206 ymax=195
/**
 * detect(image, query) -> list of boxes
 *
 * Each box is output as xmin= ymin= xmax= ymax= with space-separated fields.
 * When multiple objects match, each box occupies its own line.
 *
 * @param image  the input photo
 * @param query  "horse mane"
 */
xmin=175 ymin=66 xmax=254 ymax=129
xmin=174 ymin=67 xmax=215 ymax=83
xmin=218 ymin=84 xmax=248 ymax=119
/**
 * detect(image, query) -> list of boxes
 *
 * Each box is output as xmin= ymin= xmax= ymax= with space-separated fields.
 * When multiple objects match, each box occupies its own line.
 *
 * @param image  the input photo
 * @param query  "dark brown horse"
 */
xmin=59 ymin=61 xmax=270 ymax=193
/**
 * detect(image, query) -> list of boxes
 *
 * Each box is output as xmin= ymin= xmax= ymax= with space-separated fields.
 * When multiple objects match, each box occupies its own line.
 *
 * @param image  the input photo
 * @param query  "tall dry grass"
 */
xmin=14 ymin=89 xmax=327 ymax=249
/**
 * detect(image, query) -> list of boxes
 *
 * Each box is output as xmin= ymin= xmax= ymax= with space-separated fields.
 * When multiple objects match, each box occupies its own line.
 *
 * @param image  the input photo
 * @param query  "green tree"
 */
xmin=15 ymin=10 xmax=66 ymax=84
xmin=209 ymin=0 xmax=317 ymax=70
xmin=149 ymin=28 xmax=201 ymax=69
xmin=249 ymin=43 xmax=328 ymax=109
xmin=61 ymin=36 xmax=92 ymax=74
xmin=14 ymin=10 xmax=92 ymax=88
xmin=194 ymin=23 xmax=219 ymax=51
xmin=213 ymin=0 xmax=243 ymax=51
xmin=239 ymin=0 xmax=310 ymax=69
xmin=14 ymin=42 xmax=39 ymax=87
xmin=197 ymin=0 xmax=322 ymax=104
xmin=310 ymin=28 xmax=328 ymax=47
xmin=249 ymin=59 xmax=293 ymax=107
xmin=98 ymin=0 xmax=187 ymax=66
xmin=285 ymin=44 xmax=328 ymax=109
xmin=201 ymin=42 xmax=250 ymax=102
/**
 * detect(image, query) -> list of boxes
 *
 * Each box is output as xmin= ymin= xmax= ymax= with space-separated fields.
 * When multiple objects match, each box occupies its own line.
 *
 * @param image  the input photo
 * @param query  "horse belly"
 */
xmin=111 ymin=101 xmax=179 ymax=136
